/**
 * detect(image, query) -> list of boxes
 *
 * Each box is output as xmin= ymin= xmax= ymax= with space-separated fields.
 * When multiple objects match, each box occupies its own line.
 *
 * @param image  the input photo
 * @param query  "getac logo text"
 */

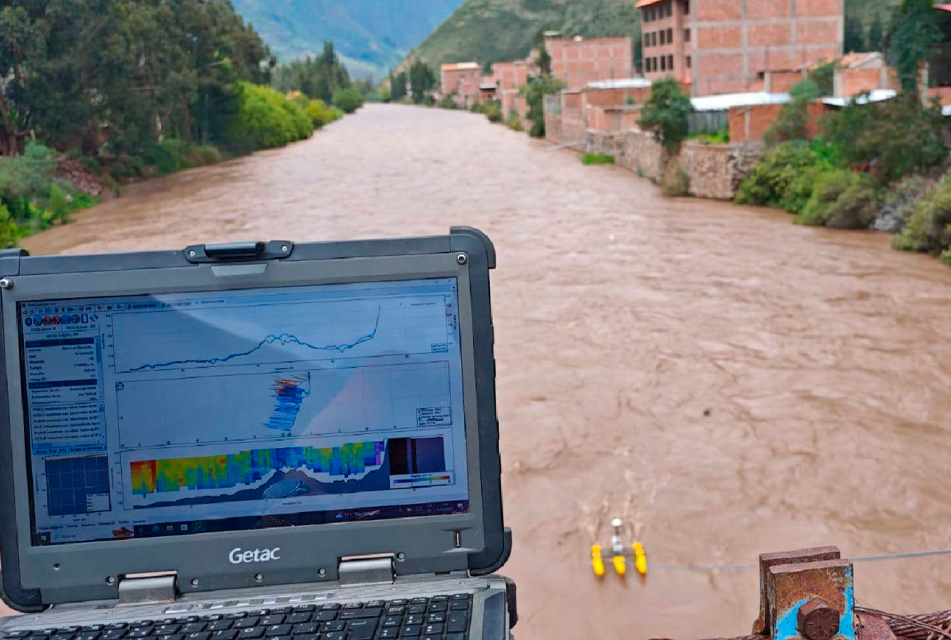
xmin=229 ymin=547 xmax=281 ymax=564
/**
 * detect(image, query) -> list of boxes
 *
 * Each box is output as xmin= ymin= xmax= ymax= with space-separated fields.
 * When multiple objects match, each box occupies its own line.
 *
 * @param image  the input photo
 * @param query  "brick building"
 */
xmin=544 ymin=34 xmax=634 ymax=90
xmin=440 ymin=62 xmax=482 ymax=108
xmin=637 ymin=0 xmax=844 ymax=96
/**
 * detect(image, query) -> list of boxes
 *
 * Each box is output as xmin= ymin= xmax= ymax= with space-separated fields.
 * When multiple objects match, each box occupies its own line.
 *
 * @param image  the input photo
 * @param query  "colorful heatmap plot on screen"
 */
xmin=130 ymin=441 xmax=387 ymax=497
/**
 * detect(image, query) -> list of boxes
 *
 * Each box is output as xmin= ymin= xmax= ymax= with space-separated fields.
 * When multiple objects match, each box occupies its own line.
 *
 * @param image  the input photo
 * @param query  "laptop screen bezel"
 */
xmin=0 ymin=246 xmax=497 ymax=607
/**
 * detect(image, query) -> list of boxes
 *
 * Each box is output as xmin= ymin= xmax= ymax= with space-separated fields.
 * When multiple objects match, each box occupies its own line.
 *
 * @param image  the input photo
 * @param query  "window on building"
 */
xmin=647 ymin=58 xmax=652 ymax=73
xmin=646 ymin=6 xmax=653 ymax=22
xmin=668 ymin=54 xmax=674 ymax=70
xmin=667 ymin=27 xmax=673 ymax=43
xmin=666 ymin=1 xmax=673 ymax=18
xmin=686 ymin=55 xmax=691 ymax=69
xmin=661 ymin=56 xmax=666 ymax=71
xmin=659 ymin=30 xmax=666 ymax=45
xmin=684 ymin=28 xmax=691 ymax=42
xmin=684 ymin=0 xmax=690 ymax=15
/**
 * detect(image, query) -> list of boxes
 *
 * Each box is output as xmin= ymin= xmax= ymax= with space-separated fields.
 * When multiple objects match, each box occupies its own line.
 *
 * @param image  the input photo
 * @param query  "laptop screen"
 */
xmin=17 ymin=278 xmax=470 ymax=546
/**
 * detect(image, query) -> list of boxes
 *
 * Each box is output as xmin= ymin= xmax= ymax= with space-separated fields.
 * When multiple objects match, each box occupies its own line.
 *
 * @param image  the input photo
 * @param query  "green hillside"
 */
xmin=230 ymin=0 xmax=465 ymax=78
xmin=402 ymin=0 xmax=640 ymax=70
xmin=404 ymin=0 xmax=900 ymax=71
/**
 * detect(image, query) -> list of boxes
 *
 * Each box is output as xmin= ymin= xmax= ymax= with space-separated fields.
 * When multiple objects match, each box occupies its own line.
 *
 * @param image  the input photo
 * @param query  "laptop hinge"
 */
xmin=338 ymin=556 xmax=395 ymax=587
xmin=117 ymin=572 xmax=179 ymax=605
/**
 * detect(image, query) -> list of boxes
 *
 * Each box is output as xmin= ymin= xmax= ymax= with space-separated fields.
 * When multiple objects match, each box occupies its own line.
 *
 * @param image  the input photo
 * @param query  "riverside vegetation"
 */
xmin=731 ymin=0 xmax=951 ymax=267
xmin=0 ymin=2 xmax=363 ymax=247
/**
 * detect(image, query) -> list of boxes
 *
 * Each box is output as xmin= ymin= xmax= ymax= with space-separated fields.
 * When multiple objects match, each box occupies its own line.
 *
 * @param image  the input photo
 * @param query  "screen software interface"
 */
xmin=18 ymin=278 xmax=470 ymax=545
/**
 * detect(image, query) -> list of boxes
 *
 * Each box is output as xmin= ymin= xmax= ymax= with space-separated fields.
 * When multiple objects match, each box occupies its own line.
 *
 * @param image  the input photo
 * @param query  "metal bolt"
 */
xmin=798 ymin=599 xmax=840 ymax=640
xmin=191 ymin=578 xmax=199 ymax=587
xmin=106 ymin=576 xmax=116 ymax=585
xmin=281 ymin=245 xmax=289 ymax=253
xmin=188 ymin=250 xmax=197 ymax=258
xmin=53 ymin=563 xmax=60 ymax=571
xmin=254 ymin=573 xmax=263 ymax=583
xmin=318 ymin=568 xmax=327 ymax=577
xmin=456 ymin=254 xmax=467 ymax=265
xmin=0 ymin=277 xmax=13 ymax=290
xmin=397 ymin=552 xmax=406 ymax=561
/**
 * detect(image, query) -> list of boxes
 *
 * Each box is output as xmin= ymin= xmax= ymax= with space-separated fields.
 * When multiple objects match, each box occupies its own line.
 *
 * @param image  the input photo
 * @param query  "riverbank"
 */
xmin=21 ymin=103 xmax=951 ymax=639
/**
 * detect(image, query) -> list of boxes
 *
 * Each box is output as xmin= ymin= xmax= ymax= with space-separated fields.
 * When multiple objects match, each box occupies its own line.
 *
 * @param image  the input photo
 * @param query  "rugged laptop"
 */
xmin=0 ymin=228 xmax=515 ymax=640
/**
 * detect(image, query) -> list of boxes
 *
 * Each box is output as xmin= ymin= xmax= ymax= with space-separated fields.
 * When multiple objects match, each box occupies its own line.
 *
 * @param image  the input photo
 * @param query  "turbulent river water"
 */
xmin=19 ymin=104 xmax=951 ymax=639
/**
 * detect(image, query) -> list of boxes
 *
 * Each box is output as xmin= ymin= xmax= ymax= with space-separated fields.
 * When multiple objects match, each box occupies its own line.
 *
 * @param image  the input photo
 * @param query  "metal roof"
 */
xmin=937 ymin=4 xmax=951 ymax=11
xmin=821 ymin=89 xmax=897 ymax=107
xmin=635 ymin=0 xmax=667 ymax=7
xmin=441 ymin=62 xmax=480 ymax=71
xmin=587 ymin=78 xmax=653 ymax=89
xmin=690 ymin=92 xmax=790 ymax=112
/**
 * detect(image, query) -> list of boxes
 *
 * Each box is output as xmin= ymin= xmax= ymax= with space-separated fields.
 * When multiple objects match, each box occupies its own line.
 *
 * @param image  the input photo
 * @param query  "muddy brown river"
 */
xmin=18 ymin=104 xmax=951 ymax=639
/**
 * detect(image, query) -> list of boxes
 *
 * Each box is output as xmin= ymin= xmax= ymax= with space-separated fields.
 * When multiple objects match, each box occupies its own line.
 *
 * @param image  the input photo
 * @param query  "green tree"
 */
xmin=409 ymin=60 xmax=436 ymax=104
xmin=536 ymin=44 xmax=552 ymax=77
xmin=391 ymin=72 xmax=408 ymax=102
xmin=639 ymin=78 xmax=693 ymax=153
xmin=869 ymin=12 xmax=885 ymax=51
xmin=844 ymin=13 xmax=867 ymax=52
xmin=332 ymin=87 xmax=365 ymax=114
xmin=521 ymin=76 xmax=564 ymax=137
xmin=888 ymin=0 xmax=943 ymax=94
xmin=273 ymin=42 xmax=352 ymax=104
xmin=765 ymin=80 xmax=822 ymax=144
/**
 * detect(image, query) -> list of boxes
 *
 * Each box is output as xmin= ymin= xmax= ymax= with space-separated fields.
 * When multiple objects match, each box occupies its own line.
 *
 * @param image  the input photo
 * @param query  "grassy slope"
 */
xmin=402 ymin=0 xmax=640 ymax=70
xmin=231 ymin=0 xmax=464 ymax=77
xmin=405 ymin=0 xmax=900 ymax=71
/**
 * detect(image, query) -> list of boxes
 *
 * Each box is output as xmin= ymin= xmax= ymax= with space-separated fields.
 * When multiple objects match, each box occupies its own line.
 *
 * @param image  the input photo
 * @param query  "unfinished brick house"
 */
xmin=637 ymin=0 xmax=845 ymax=96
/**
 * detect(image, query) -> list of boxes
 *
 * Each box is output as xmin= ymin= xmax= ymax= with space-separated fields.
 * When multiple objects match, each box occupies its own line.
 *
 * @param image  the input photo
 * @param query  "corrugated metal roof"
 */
xmin=691 ymin=92 xmax=790 ymax=112
xmin=821 ymin=89 xmax=897 ymax=107
xmin=588 ymin=78 xmax=652 ymax=89
xmin=441 ymin=62 xmax=480 ymax=71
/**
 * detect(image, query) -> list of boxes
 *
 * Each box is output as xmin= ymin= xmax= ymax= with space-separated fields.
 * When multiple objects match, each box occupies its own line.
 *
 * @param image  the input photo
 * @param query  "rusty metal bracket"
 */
xmin=750 ymin=547 xmax=855 ymax=640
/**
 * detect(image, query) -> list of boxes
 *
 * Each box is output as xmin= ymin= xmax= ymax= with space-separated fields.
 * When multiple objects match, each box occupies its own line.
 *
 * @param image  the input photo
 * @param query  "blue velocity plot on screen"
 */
xmin=266 ymin=372 xmax=312 ymax=431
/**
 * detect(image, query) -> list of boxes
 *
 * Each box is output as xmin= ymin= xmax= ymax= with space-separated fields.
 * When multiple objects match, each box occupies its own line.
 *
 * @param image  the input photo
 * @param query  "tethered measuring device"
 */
xmin=591 ymin=518 xmax=648 ymax=578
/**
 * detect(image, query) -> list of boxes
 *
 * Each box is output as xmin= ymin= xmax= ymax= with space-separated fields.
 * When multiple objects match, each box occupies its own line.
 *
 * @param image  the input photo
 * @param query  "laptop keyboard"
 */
xmin=3 ymin=595 xmax=473 ymax=640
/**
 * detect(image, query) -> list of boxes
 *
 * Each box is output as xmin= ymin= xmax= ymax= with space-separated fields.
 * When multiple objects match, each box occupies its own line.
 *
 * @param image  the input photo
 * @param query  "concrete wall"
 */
xmin=545 ymin=37 xmax=634 ymax=90
xmin=586 ymin=128 xmax=764 ymax=199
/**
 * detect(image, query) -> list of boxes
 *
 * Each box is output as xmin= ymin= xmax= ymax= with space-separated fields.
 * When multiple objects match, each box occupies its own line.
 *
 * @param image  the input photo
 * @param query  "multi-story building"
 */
xmin=544 ymin=34 xmax=634 ymax=90
xmin=637 ymin=0 xmax=844 ymax=96
xmin=440 ymin=62 xmax=482 ymax=108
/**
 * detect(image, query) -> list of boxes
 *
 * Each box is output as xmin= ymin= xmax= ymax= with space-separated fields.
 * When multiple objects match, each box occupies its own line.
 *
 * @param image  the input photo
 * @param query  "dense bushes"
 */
xmin=222 ymin=83 xmax=314 ymax=153
xmin=796 ymin=170 xmax=878 ymax=229
xmin=892 ymin=175 xmax=951 ymax=260
xmin=823 ymin=97 xmax=948 ymax=185
xmin=297 ymin=97 xmax=344 ymax=129
xmin=735 ymin=141 xmax=833 ymax=210
xmin=332 ymin=88 xmax=365 ymax=114
xmin=0 ymin=144 xmax=98 ymax=246
xmin=735 ymin=89 xmax=951 ymax=245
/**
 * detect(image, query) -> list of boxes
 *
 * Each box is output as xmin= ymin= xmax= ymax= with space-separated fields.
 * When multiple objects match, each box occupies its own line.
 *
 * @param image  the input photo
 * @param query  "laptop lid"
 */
xmin=0 ymin=228 xmax=507 ymax=611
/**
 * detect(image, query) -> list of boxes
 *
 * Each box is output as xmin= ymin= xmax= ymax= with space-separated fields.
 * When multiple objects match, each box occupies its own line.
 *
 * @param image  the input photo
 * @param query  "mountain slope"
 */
xmin=230 ymin=0 xmax=465 ymax=77
xmin=404 ymin=0 xmax=900 ymax=71
xmin=402 ymin=0 xmax=639 ymax=70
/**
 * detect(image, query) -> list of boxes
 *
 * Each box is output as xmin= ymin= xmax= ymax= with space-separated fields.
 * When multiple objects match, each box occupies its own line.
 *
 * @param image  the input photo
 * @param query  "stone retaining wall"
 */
xmin=586 ymin=129 xmax=764 ymax=200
